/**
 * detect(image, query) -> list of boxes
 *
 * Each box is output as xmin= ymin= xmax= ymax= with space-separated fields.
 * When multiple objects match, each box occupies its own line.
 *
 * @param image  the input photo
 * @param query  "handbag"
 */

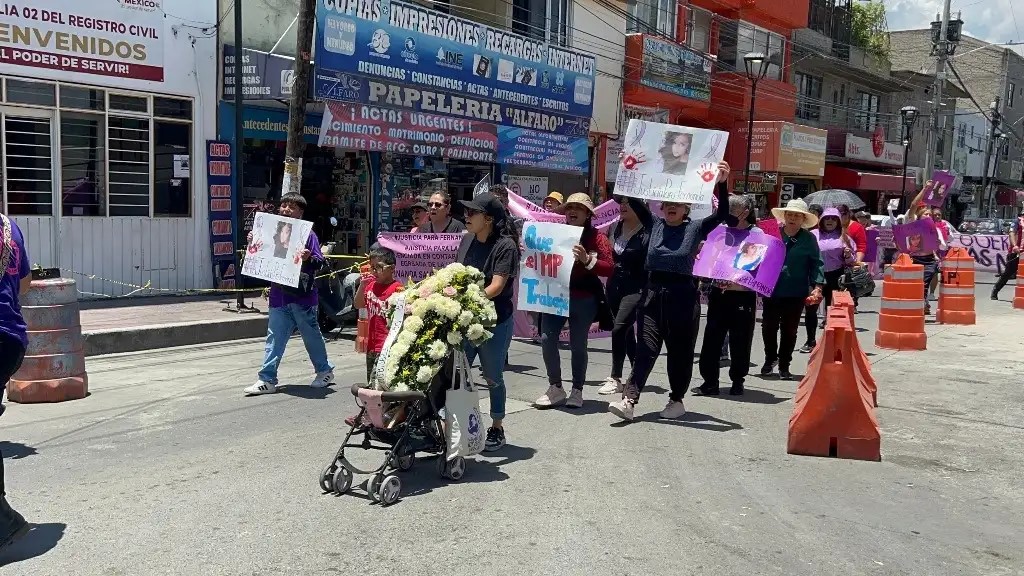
xmin=445 ymin=351 xmax=484 ymax=458
xmin=841 ymin=265 xmax=875 ymax=298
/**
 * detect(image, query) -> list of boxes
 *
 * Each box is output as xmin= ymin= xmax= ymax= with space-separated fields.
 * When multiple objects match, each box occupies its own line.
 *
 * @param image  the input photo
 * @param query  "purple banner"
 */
xmin=864 ymin=228 xmax=879 ymax=263
xmin=692 ymin=225 xmax=785 ymax=297
xmin=921 ymin=170 xmax=957 ymax=207
xmin=894 ymin=218 xmax=940 ymax=254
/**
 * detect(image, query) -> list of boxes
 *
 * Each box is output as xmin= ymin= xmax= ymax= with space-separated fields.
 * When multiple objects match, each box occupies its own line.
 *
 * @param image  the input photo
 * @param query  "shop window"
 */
xmin=513 ymin=0 xmax=571 ymax=45
xmin=795 ymin=72 xmax=822 ymax=121
xmin=154 ymin=121 xmax=192 ymax=217
xmin=153 ymin=97 xmax=193 ymax=119
xmin=5 ymin=79 xmax=56 ymax=107
xmin=61 ymin=112 xmax=107 ymax=217
xmin=109 ymin=94 xmax=149 ymax=114
xmin=627 ymin=0 xmax=676 ymax=38
xmin=854 ymin=91 xmax=879 ymax=132
xmin=2 ymin=115 xmax=53 ymax=215
xmin=684 ymin=5 xmax=712 ymax=53
xmin=717 ymin=20 xmax=785 ymax=81
xmin=61 ymin=86 xmax=106 ymax=111
xmin=108 ymin=117 xmax=151 ymax=217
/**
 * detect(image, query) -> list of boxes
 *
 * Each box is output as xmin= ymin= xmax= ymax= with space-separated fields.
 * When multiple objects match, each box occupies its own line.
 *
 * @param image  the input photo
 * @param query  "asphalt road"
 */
xmin=2 ymin=285 xmax=1022 ymax=575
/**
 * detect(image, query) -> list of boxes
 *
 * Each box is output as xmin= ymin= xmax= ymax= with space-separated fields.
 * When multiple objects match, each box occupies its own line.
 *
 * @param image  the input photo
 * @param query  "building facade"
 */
xmin=890 ymin=30 xmax=1024 ymax=217
xmin=0 ymin=0 xmax=219 ymax=296
xmin=219 ymin=0 xmax=621 ymax=250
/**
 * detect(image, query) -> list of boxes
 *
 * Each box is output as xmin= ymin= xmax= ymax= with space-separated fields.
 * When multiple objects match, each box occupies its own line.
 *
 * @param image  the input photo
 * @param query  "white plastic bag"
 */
xmin=445 ymin=351 xmax=485 ymax=458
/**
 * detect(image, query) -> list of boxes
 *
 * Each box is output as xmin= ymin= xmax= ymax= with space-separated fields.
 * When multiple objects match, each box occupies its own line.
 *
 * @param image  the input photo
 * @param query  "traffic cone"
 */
xmin=874 ymin=254 xmax=927 ymax=351
xmin=1014 ymin=257 xmax=1024 ymax=310
xmin=937 ymin=247 xmax=976 ymax=324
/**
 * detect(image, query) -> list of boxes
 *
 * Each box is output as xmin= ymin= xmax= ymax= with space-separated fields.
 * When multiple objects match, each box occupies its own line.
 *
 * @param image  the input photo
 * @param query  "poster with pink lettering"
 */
xmin=693 ymin=225 xmax=785 ymax=297
xmin=517 ymin=222 xmax=583 ymax=317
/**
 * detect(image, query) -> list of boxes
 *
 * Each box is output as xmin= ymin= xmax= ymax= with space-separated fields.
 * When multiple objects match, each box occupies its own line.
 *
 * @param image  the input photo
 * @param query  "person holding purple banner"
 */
xmin=607 ymin=161 xmax=732 ymax=423
xmin=761 ymin=199 xmax=824 ymax=381
xmin=902 ymin=189 xmax=942 ymax=315
xmin=694 ymin=194 xmax=759 ymax=397
xmin=799 ymin=208 xmax=855 ymax=353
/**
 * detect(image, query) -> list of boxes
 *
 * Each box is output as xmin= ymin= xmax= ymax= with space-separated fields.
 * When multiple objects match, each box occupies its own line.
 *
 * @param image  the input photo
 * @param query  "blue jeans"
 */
xmin=540 ymin=296 xmax=597 ymax=391
xmin=463 ymin=316 xmax=513 ymax=420
xmin=258 ymin=304 xmax=334 ymax=384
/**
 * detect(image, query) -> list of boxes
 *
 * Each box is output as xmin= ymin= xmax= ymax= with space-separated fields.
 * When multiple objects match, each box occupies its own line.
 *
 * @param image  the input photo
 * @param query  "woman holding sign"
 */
xmin=534 ymin=194 xmax=614 ymax=409
xmin=456 ymin=192 xmax=520 ymax=452
xmin=902 ymin=191 xmax=943 ymax=315
xmin=607 ymin=161 xmax=732 ymax=422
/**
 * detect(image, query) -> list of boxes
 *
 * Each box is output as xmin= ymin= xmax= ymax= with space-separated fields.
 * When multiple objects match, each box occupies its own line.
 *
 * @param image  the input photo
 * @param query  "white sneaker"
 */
xmin=310 ymin=371 xmax=335 ymax=388
xmin=244 ymin=380 xmax=277 ymax=395
xmin=534 ymin=385 xmax=567 ymax=408
xmin=597 ymin=377 xmax=622 ymax=395
xmin=608 ymin=398 xmax=635 ymax=421
xmin=660 ymin=400 xmax=686 ymax=419
xmin=566 ymin=388 xmax=584 ymax=408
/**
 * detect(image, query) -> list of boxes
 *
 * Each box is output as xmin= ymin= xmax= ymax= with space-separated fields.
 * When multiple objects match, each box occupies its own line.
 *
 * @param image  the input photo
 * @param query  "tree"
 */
xmin=851 ymin=1 xmax=890 ymax=57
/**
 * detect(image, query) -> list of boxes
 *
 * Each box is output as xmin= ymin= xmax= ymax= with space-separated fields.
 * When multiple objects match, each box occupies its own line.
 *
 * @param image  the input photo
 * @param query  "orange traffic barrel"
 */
xmin=874 ymin=254 xmax=927 ymax=351
xmin=937 ymin=247 xmax=976 ymax=324
xmin=1014 ymin=257 xmax=1024 ymax=310
xmin=8 ymin=277 xmax=89 ymax=403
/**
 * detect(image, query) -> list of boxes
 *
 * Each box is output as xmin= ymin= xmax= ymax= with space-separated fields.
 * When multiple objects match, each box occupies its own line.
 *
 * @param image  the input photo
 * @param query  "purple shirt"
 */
xmin=1 ymin=216 xmax=30 ymax=347
xmin=268 ymin=230 xmax=323 ymax=309
xmin=812 ymin=229 xmax=854 ymax=273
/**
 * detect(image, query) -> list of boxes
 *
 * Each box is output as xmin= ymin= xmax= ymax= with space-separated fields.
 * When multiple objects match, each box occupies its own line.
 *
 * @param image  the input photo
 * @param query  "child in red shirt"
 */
xmin=354 ymin=247 xmax=402 ymax=383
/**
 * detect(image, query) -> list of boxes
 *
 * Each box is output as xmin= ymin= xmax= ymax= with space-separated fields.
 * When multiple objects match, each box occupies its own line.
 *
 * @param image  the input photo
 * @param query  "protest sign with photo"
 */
xmin=517 ymin=222 xmax=583 ymax=317
xmin=242 ymin=213 xmax=312 ymax=287
xmin=613 ymin=120 xmax=728 ymax=204
xmin=376 ymin=233 xmax=464 ymax=282
xmin=894 ymin=218 xmax=941 ymax=254
xmin=921 ymin=170 xmax=958 ymax=207
xmin=692 ymin=225 xmax=785 ymax=296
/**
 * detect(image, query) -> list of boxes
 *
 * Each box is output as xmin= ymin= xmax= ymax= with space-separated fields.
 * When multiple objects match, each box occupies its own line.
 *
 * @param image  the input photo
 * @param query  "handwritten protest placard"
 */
xmin=692 ymin=225 xmax=785 ymax=297
xmin=376 ymin=233 xmax=463 ymax=282
xmin=921 ymin=170 xmax=958 ymax=207
xmin=894 ymin=218 xmax=940 ymax=254
xmin=241 ymin=213 xmax=312 ymax=287
xmin=517 ymin=222 xmax=582 ymax=317
xmin=613 ymin=120 xmax=728 ymax=204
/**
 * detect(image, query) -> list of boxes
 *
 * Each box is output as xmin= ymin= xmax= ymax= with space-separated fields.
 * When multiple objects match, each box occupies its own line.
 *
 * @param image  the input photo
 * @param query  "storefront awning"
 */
xmin=824 ymin=165 xmax=915 ymax=192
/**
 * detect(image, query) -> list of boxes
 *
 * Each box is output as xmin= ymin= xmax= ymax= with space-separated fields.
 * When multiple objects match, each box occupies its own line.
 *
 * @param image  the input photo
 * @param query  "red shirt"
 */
xmin=364 ymin=280 xmax=402 ymax=354
xmin=846 ymin=220 xmax=868 ymax=256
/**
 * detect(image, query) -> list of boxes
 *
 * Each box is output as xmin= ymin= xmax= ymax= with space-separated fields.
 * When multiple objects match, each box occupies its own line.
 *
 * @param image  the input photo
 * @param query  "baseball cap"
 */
xmin=411 ymin=201 xmax=428 ymax=211
xmin=459 ymin=192 xmax=506 ymax=221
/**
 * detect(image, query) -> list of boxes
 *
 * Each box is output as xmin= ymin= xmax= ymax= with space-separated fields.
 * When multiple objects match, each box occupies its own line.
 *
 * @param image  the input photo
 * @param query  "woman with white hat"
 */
xmin=608 ymin=161 xmax=733 ymax=422
xmin=534 ymin=193 xmax=614 ymax=409
xmin=761 ymin=199 xmax=825 ymax=380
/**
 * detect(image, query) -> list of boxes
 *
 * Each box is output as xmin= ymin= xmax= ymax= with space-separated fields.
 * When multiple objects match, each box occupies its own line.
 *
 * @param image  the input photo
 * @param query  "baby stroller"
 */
xmin=318 ymin=353 xmax=472 ymax=505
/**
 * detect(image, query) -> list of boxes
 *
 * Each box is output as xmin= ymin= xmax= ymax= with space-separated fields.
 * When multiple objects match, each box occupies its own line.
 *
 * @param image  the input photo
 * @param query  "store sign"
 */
xmin=639 ymin=35 xmax=712 ymax=102
xmin=317 ymin=100 xmax=589 ymax=173
xmin=218 ymin=102 xmax=322 ymax=144
xmin=0 ymin=1 xmax=164 ymax=81
xmin=222 ymin=45 xmax=314 ymax=100
xmin=733 ymin=179 xmax=776 ymax=194
xmin=607 ymin=104 xmax=670 ymax=182
xmin=844 ymin=130 xmax=904 ymax=166
xmin=207 ymin=140 xmax=237 ymax=289
xmin=507 ymin=175 xmax=548 ymax=204
xmin=314 ymin=0 xmax=595 ymax=134
xmin=732 ymin=121 xmax=826 ymax=177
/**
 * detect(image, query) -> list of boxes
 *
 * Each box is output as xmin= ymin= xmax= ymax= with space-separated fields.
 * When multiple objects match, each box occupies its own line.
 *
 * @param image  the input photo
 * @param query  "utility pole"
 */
xmin=282 ymin=0 xmax=316 ymax=196
xmin=922 ymin=0 xmax=953 ymax=182
xmin=979 ymin=96 xmax=1000 ymax=215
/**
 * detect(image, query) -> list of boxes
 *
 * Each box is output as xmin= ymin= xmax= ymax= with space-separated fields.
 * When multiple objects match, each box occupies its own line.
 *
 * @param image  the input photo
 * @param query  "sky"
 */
xmin=886 ymin=0 xmax=1024 ymax=56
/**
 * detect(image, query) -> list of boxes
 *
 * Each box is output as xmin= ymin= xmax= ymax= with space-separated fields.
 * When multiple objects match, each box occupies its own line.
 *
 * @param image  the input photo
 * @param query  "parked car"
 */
xmin=957 ymin=217 xmax=1007 ymax=235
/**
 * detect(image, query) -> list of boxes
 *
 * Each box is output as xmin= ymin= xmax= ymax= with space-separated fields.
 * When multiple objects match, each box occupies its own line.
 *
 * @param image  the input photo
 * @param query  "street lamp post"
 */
xmin=742 ymin=52 xmax=770 ymax=197
xmin=900 ymin=105 xmax=920 ymax=211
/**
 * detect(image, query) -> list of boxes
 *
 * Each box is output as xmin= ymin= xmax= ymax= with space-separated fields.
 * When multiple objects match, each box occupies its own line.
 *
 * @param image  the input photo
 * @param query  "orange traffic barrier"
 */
xmin=1014 ymin=257 xmax=1024 ymax=310
xmin=937 ymin=247 xmax=976 ymax=325
xmin=874 ymin=254 xmax=927 ymax=351
xmin=830 ymin=292 xmax=877 ymax=406
xmin=788 ymin=308 xmax=880 ymax=461
xmin=8 ymin=277 xmax=89 ymax=403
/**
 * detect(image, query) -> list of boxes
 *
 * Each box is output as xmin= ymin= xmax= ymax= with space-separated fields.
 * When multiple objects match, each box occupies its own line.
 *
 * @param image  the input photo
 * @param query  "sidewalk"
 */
xmin=79 ymin=295 xmax=273 ymax=356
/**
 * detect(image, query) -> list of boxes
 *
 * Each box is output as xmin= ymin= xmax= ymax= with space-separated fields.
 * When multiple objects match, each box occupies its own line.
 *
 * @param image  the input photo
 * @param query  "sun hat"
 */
xmin=545 ymin=191 xmax=564 ymax=204
xmin=459 ymin=192 xmax=506 ymax=221
xmin=771 ymin=198 xmax=819 ymax=229
xmin=564 ymin=192 xmax=595 ymax=215
xmin=820 ymin=207 xmax=841 ymax=221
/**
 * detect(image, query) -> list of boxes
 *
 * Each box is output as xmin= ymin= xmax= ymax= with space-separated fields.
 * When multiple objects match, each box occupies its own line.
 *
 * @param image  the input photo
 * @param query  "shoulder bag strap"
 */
xmin=0 ymin=214 xmax=13 ymax=274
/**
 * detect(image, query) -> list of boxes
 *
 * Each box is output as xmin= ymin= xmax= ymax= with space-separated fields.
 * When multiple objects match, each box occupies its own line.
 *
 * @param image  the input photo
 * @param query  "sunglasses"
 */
xmin=428 ymin=202 xmax=446 ymax=208
xmin=372 ymin=263 xmax=394 ymax=271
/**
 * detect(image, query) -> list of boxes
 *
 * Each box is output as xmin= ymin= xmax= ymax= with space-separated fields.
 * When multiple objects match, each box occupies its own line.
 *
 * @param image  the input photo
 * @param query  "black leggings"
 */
xmin=624 ymin=280 xmax=699 ymax=403
xmin=993 ymin=252 xmax=1020 ymax=297
xmin=803 ymin=268 xmax=844 ymax=346
xmin=0 ymin=334 xmax=27 ymax=418
xmin=607 ymin=286 xmax=641 ymax=379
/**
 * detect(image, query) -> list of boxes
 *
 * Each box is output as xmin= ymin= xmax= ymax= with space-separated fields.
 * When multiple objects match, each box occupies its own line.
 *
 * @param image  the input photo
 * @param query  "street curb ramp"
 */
xmin=82 ymin=316 xmax=269 ymax=357
xmin=788 ymin=304 xmax=881 ymax=462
